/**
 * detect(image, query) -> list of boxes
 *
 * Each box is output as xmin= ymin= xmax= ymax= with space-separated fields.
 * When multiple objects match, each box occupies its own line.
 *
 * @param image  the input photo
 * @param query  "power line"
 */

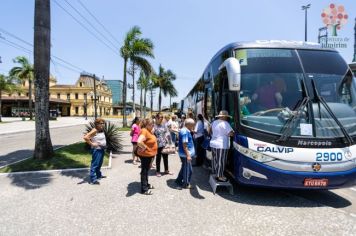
xmin=53 ymin=0 xmax=120 ymax=56
xmin=0 ymin=30 xmax=87 ymax=74
xmin=77 ymin=0 xmax=121 ymax=45
xmin=63 ymin=0 xmax=120 ymax=51
xmin=0 ymin=28 xmax=33 ymax=47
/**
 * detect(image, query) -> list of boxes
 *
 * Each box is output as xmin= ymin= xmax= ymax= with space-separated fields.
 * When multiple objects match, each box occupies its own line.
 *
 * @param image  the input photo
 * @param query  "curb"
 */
xmin=0 ymin=150 xmax=113 ymax=177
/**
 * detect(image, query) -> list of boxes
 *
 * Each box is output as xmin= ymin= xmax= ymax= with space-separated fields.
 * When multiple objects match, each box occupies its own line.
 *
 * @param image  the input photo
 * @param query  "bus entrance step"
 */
xmin=209 ymin=174 xmax=234 ymax=195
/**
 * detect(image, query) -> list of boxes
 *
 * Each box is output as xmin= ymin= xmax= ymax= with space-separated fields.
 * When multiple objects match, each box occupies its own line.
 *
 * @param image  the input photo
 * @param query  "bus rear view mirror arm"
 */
xmin=219 ymin=57 xmax=241 ymax=91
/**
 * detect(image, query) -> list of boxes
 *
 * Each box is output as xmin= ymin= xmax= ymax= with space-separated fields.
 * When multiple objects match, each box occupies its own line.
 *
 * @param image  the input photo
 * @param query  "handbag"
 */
xmin=134 ymin=145 xmax=146 ymax=157
xmin=161 ymin=144 xmax=176 ymax=154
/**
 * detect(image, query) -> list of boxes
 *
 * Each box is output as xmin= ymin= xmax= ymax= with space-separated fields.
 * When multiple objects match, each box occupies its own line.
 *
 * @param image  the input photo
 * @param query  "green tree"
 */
xmin=120 ymin=26 xmax=154 ymax=127
xmin=137 ymin=71 xmax=153 ymax=118
xmin=0 ymin=74 xmax=19 ymax=122
xmin=154 ymin=65 xmax=177 ymax=111
xmin=9 ymin=56 xmax=34 ymax=120
xmin=33 ymin=0 xmax=53 ymax=160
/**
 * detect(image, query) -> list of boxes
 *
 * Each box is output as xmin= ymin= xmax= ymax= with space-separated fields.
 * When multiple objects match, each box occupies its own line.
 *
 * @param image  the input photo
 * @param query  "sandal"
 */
xmin=156 ymin=172 xmax=162 ymax=177
xmin=216 ymin=177 xmax=228 ymax=182
xmin=148 ymin=184 xmax=155 ymax=189
xmin=142 ymin=190 xmax=153 ymax=195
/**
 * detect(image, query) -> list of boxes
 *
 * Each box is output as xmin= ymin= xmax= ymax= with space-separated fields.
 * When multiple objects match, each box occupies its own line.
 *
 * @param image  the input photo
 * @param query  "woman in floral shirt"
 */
xmin=154 ymin=113 xmax=173 ymax=177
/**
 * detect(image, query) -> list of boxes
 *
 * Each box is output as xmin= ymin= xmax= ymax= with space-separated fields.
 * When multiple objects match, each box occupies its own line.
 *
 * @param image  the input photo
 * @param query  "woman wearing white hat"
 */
xmin=209 ymin=110 xmax=234 ymax=182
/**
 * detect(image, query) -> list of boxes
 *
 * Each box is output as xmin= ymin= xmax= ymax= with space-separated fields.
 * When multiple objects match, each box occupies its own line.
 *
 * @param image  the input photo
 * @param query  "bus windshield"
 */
xmin=236 ymin=48 xmax=356 ymax=138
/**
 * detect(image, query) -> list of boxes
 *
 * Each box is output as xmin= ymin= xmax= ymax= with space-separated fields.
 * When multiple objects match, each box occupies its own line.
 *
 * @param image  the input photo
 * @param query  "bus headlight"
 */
xmin=234 ymin=142 xmax=276 ymax=163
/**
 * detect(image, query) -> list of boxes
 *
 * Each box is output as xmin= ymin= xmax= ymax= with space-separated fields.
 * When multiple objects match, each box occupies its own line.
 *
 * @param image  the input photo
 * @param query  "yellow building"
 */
xmin=1 ymin=73 xmax=113 ymax=117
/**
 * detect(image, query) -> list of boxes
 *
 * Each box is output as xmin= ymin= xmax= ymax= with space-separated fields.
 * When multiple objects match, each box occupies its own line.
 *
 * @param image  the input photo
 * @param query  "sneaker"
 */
xmin=98 ymin=175 xmax=107 ymax=179
xmin=89 ymin=180 xmax=100 ymax=185
xmin=184 ymin=184 xmax=194 ymax=189
xmin=142 ymin=190 xmax=153 ymax=195
xmin=156 ymin=172 xmax=162 ymax=177
xmin=176 ymin=185 xmax=183 ymax=190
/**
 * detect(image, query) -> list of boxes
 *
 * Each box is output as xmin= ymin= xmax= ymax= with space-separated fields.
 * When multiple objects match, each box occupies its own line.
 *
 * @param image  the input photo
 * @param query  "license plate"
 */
xmin=304 ymin=178 xmax=328 ymax=187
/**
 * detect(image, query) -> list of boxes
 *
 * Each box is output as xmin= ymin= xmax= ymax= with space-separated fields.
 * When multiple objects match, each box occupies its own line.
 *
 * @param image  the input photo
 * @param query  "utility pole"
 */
xmin=302 ymin=4 xmax=311 ymax=42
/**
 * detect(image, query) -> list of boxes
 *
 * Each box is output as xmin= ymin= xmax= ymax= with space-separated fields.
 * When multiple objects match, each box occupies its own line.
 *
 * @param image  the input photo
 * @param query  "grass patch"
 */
xmin=0 ymin=142 xmax=109 ymax=173
xmin=118 ymin=127 xmax=131 ymax=131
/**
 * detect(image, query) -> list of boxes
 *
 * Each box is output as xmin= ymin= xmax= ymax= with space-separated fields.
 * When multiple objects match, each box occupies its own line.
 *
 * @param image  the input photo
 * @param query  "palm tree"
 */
xmin=33 ymin=0 xmax=53 ymax=160
xmin=166 ymin=81 xmax=178 ymax=111
xmin=137 ymin=71 xmax=152 ymax=118
xmin=9 ymin=56 xmax=34 ymax=120
xmin=120 ymin=26 xmax=154 ymax=127
xmin=0 ymin=74 xmax=19 ymax=122
xmin=154 ymin=65 xmax=177 ymax=111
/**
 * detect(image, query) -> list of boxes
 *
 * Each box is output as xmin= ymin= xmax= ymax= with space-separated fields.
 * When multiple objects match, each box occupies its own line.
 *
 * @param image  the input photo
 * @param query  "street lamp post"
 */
xmin=302 ymin=4 xmax=311 ymax=42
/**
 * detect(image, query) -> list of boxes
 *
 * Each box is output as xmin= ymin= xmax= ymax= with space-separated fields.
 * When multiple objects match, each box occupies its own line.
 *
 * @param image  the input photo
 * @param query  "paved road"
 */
xmin=0 ymin=125 xmax=86 ymax=168
xmin=0 ymin=133 xmax=355 ymax=235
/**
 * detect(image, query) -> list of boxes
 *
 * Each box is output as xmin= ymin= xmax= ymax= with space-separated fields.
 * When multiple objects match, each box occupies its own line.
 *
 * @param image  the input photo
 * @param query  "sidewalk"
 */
xmin=0 ymin=133 xmax=355 ymax=235
xmin=0 ymin=117 xmax=122 ymax=135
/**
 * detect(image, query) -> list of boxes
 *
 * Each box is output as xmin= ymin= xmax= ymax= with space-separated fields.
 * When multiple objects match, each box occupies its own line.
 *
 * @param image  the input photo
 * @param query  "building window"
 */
xmin=23 ymin=82 xmax=25 ymax=86
xmin=75 ymin=93 xmax=78 ymax=99
xmin=75 ymin=107 xmax=79 ymax=114
xmin=26 ymin=93 xmax=29 ymax=97
xmin=79 ymin=82 xmax=82 ymax=87
xmin=84 ymin=93 xmax=87 ymax=101
xmin=67 ymin=94 xmax=70 ymax=101
xmin=57 ymin=93 xmax=60 ymax=99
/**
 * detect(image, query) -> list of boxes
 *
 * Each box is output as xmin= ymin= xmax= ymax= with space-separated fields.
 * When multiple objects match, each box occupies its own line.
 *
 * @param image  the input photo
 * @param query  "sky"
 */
xmin=0 ymin=0 xmax=355 ymax=110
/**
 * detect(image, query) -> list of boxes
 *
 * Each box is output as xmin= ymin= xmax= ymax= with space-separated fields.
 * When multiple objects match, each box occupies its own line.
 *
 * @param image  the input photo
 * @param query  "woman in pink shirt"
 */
xmin=130 ymin=117 xmax=141 ymax=165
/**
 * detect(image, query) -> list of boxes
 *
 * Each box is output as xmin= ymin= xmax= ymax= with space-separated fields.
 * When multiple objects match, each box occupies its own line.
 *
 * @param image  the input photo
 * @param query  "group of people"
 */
xmin=83 ymin=110 xmax=234 ymax=195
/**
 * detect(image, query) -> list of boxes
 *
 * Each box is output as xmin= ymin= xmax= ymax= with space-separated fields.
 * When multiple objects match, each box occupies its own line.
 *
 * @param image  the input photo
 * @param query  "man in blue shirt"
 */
xmin=176 ymin=118 xmax=196 ymax=189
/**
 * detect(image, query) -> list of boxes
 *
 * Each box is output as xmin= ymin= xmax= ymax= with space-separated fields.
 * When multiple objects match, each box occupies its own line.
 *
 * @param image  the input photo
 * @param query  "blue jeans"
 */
xmin=90 ymin=148 xmax=105 ymax=182
xmin=176 ymin=156 xmax=193 ymax=187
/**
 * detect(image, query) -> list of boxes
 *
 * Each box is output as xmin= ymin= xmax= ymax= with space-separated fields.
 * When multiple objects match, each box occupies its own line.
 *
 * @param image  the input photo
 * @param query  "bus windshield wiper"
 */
xmin=310 ymin=79 xmax=353 ymax=146
xmin=276 ymin=79 xmax=310 ymax=143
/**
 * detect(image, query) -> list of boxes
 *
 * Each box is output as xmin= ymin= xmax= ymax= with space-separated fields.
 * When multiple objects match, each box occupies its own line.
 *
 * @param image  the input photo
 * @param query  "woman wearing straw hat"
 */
xmin=209 ymin=110 xmax=234 ymax=182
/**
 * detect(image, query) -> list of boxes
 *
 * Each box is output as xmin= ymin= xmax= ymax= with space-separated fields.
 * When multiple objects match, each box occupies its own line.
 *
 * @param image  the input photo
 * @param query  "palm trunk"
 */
xmin=158 ymin=88 xmax=162 ymax=112
xmin=169 ymin=95 xmax=171 ymax=112
xmin=34 ymin=0 xmax=53 ymax=160
xmin=139 ymin=85 xmax=143 ymax=117
xmin=132 ymin=63 xmax=135 ymax=115
xmin=150 ymin=86 xmax=153 ymax=114
xmin=122 ymin=58 xmax=128 ymax=127
xmin=29 ymin=79 xmax=33 ymax=120
xmin=143 ymin=88 xmax=147 ymax=118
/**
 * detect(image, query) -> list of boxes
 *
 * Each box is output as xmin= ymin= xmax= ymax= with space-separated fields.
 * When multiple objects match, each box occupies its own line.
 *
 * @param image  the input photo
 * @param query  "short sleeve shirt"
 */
xmin=178 ymin=127 xmax=196 ymax=158
xmin=139 ymin=128 xmax=158 ymax=157
xmin=209 ymin=120 xmax=233 ymax=149
xmin=131 ymin=124 xmax=140 ymax=142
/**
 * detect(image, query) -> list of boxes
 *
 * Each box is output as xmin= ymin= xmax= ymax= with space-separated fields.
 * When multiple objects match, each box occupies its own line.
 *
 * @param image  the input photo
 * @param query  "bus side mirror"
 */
xmin=219 ymin=57 xmax=241 ymax=91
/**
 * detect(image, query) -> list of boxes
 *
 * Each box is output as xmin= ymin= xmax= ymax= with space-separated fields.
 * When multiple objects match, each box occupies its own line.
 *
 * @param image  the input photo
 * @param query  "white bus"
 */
xmin=183 ymin=40 xmax=356 ymax=189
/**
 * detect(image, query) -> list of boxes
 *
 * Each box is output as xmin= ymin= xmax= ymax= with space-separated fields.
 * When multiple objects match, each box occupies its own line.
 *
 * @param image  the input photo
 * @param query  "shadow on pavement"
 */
xmin=0 ymin=149 xmax=34 ymax=168
xmin=189 ymin=166 xmax=352 ymax=208
xmin=7 ymin=172 xmax=53 ymax=190
xmin=60 ymin=170 xmax=90 ymax=184
xmin=126 ymin=181 xmax=141 ymax=197
xmin=285 ymin=189 xmax=352 ymax=209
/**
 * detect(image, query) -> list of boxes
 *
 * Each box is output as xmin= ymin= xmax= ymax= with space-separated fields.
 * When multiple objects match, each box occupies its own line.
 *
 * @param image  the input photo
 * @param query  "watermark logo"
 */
xmin=320 ymin=3 xmax=349 ymax=49
xmin=321 ymin=3 xmax=348 ymax=36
